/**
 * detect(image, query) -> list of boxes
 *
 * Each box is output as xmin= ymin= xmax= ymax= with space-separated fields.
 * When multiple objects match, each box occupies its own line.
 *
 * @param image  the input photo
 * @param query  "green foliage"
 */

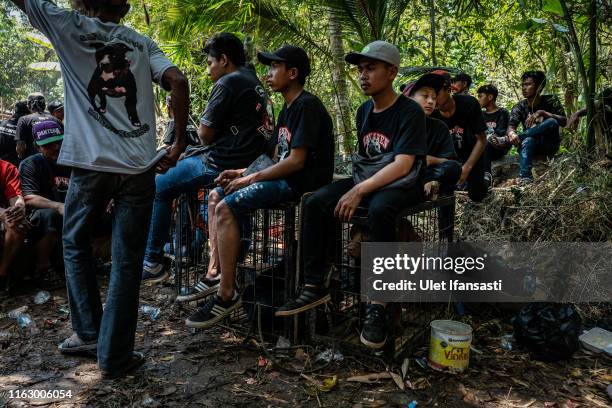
xmin=0 ymin=3 xmax=62 ymax=110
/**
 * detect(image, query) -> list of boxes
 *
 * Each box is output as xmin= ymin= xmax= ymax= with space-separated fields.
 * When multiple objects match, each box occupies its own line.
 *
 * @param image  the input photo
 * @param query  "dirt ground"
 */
xmin=1 ymin=275 xmax=610 ymax=408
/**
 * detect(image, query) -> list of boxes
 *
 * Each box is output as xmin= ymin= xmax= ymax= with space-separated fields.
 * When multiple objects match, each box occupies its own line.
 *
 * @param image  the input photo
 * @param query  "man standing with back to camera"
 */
xmin=9 ymin=0 xmax=189 ymax=378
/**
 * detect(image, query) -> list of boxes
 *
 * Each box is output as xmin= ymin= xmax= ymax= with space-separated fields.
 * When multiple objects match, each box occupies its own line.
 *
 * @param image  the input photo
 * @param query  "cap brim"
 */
xmin=257 ymin=51 xmax=287 ymax=66
xmin=36 ymin=134 xmax=63 ymax=146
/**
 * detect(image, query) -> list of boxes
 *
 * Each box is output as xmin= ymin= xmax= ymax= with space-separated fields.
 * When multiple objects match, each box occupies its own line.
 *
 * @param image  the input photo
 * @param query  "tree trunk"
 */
xmin=328 ymin=11 xmax=353 ymax=156
xmin=587 ymin=0 xmax=597 ymax=151
xmin=559 ymin=0 xmax=594 ymax=150
xmin=429 ymin=0 xmax=437 ymax=65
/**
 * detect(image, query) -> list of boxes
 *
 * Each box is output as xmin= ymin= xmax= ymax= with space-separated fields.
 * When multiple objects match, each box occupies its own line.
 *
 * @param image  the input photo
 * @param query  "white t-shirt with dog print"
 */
xmin=25 ymin=0 xmax=175 ymax=174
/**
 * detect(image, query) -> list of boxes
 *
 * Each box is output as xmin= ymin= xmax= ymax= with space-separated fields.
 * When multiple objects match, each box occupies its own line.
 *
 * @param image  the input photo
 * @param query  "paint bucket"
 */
xmin=428 ymin=320 xmax=472 ymax=373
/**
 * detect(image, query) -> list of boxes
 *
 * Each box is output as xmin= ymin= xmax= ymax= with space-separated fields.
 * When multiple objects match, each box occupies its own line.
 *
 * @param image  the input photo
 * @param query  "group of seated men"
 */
xmin=0 ymin=94 xmax=109 ymax=295
xmin=133 ymin=34 xmax=569 ymax=349
xmin=0 ymin=30 xmax=573 ymax=349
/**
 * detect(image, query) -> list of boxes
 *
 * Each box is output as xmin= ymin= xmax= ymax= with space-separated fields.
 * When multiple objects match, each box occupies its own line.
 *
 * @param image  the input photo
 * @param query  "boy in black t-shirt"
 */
xmin=508 ymin=71 xmax=567 ymax=185
xmin=142 ymin=33 xmax=274 ymax=283
xmin=185 ymin=45 xmax=334 ymax=329
xmin=431 ymin=71 xmax=489 ymax=201
xmin=477 ymin=84 xmax=510 ymax=181
xmin=403 ymin=74 xmax=461 ymax=198
xmin=276 ymin=41 xmax=427 ymax=350
xmin=20 ymin=120 xmax=71 ymax=277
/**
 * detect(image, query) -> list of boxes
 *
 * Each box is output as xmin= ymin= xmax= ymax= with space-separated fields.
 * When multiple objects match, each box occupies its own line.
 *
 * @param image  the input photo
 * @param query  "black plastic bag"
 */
xmin=513 ymin=303 xmax=582 ymax=361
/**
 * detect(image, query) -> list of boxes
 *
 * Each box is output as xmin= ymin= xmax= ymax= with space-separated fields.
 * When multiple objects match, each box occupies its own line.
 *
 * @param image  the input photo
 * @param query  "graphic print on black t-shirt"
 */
xmin=276 ymin=126 xmax=291 ymax=160
xmin=483 ymin=108 xmax=509 ymax=138
xmin=431 ymin=94 xmax=487 ymax=159
xmin=356 ymin=96 xmax=427 ymax=160
xmin=269 ymin=91 xmax=334 ymax=194
xmin=85 ymin=40 xmax=148 ymax=138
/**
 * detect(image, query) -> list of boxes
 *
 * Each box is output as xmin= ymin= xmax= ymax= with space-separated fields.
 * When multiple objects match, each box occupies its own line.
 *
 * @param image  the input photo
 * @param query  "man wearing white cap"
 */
xmin=276 ymin=41 xmax=427 ymax=350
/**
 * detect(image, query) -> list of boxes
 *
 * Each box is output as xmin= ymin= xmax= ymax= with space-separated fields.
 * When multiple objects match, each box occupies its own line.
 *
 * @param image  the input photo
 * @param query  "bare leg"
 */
xmin=0 ymin=227 xmax=23 ymax=277
xmin=206 ymin=190 xmax=222 ymax=279
xmin=214 ymin=201 xmax=240 ymax=301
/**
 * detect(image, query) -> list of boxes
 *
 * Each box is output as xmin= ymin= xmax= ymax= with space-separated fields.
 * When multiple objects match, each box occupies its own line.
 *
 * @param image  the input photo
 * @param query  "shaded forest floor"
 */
xmin=1 ymin=270 xmax=610 ymax=408
xmin=1 ymin=152 xmax=611 ymax=407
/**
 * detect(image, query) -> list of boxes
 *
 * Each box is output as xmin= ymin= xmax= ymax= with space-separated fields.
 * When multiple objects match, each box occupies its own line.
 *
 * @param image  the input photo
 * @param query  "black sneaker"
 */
xmin=360 ymin=304 xmax=388 ymax=349
xmin=176 ymin=277 xmax=220 ymax=303
xmin=142 ymin=262 xmax=169 ymax=285
xmin=185 ymin=292 xmax=242 ymax=329
xmin=275 ymin=286 xmax=330 ymax=317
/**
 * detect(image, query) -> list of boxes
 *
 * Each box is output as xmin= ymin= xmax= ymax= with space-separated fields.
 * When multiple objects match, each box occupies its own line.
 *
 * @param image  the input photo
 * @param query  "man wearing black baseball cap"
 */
xmin=276 ymin=41 xmax=427 ymax=351
xmin=47 ymin=100 xmax=64 ymax=124
xmin=403 ymin=74 xmax=461 ymax=199
xmin=185 ymin=45 xmax=334 ymax=329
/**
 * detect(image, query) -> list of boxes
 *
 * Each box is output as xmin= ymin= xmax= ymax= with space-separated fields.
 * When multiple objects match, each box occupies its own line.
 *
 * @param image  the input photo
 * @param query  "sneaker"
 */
xmin=176 ymin=277 xmax=220 ymax=303
xmin=142 ymin=262 xmax=169 ymax=285
xmin=100 ymin=351 xmax=145 ymax=379
xmin=517 ymin=177 xmax=533 ymax=187
xmin=185 ymin=292 xmax=242 ymax=329
xmin=275 ymin=286 xmax=331 ymax=317
xmin=58 ymin=333 xmax=98 ymax=355
xmin=360 ymin=304 xmax=388 ymax=349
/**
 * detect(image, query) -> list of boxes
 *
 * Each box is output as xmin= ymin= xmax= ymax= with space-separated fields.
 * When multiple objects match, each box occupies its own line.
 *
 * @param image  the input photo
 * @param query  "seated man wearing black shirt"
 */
xmin=477 ymin=84 xmax=510 ymax=182
xmin=507 ymin=71 xmax=567 ymax=185
xmin=431 ymin=71 xmax=489 ymax=202
xmin=403 ymin=74 xmax=461 ymax=198
xmin=19 ymin=120 xmax=71 ymax=276
xmin=185 ymin=45 xmax=334 ymax=329
xmin=276 ymin=41 xmax=427 ymax=350
xmin=0 ymin=101 xmax=29 ymax=166
xmin=162 ymin=95 xmax=200 ymax=149
xmin=15 ymin=93 xmax=61 ymax=160
xmin=142 ymin=33 xmax=274 ymax=283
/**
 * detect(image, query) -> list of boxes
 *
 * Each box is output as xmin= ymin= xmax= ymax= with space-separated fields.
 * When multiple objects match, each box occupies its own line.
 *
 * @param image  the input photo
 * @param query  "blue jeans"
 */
xmin=63 ymin=168 xmax=155 ymax=372
xmin=215 ymin=179 xmax=296 ymax=215
xmin=144 ymin=156 xmax=220 ymax=263
xmin=519 ymin=118 xmax=560 ymax=179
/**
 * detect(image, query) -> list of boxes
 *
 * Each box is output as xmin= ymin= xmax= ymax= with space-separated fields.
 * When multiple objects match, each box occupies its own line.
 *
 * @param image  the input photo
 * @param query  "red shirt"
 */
xmin=0 ymin=159 xmax=22 ymax=207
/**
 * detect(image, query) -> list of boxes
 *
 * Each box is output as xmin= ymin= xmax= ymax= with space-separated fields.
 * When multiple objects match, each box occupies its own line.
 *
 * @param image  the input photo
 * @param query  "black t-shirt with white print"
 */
xmin=431 ymin=94 xmax=487 ymax=161
xmin=269 ymin=91 xmax=334 ymax=195
xmin=426 ymin=117 xmax=456 ymax=160
xmin=194 ymin=67 xmax=274 ymax=170
xmin=482 ymin=108 xmax=509 ymax=138
xmin=0 ymin=118 xmax=20 ymax=165
xmin=19 ymin=153 xmax=71 ymax=204
xmin=355 ymin=95 xmax=427 ymax=160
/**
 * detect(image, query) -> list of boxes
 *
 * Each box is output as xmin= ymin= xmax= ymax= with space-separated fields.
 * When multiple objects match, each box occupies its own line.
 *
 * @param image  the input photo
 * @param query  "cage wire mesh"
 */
xmin=172 ymin=189 xmax=298 ymax=340
xmin=300 ymin=195 xmax=456 ymax=361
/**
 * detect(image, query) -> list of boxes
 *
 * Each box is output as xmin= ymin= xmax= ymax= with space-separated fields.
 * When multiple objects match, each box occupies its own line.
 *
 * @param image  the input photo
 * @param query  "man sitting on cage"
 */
xmin=184 ymin=45 xmax=334 ymax=329
xmin=142 ymin=32 xmax=274 ymax=284
xmin=275 ymin=41 xmax=427 ymax=350
xmin=403 ymin=73 xmax=461 ymax=199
